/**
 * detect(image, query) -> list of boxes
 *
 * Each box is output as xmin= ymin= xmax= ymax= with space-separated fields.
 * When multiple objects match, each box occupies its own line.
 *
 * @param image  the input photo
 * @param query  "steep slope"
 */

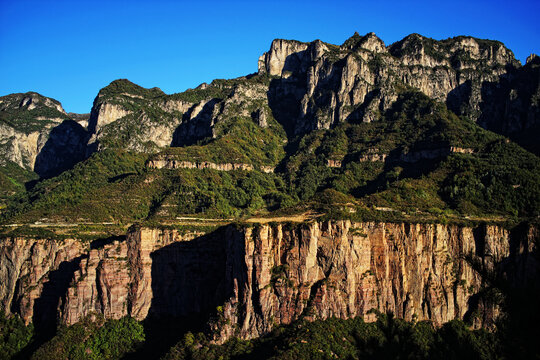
xmin=0 ymin=92 xmax=88 ymax=181
xmin=86 ymin=79 xmax=180 ymax=152
xmin=3 ymin=89 xmax=537 ymax=224
xmin=281 ymin=91 xmax=540 ymax=217
xmin=258 ymin=32 xmax=539 ymax=153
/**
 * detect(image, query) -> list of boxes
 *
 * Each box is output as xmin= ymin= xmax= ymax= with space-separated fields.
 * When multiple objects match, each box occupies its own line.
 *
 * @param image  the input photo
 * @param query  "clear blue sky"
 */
xmin=1 ymin=0 xmax=539 ymax=113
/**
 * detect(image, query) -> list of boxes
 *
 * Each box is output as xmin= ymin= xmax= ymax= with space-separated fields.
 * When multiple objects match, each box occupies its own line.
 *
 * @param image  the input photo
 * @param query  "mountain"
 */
xmin=0 ymin=91 xmax=89 ymax=194
xmin=0 ymin=33 xmax=539 ymax=359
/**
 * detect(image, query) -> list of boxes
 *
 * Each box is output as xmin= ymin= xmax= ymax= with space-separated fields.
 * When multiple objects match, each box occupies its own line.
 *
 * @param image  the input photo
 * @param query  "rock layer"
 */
xmin=1 ymin=221 xmax=537 ymax=341
xmin=147 ymin=156 xmax=275 ymax=173
xmin=0 ymin=237 xmax=85 ymax=327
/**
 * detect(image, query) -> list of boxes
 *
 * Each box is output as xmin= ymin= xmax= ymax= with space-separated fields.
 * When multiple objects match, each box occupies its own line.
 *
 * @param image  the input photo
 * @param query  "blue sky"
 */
xmin=1 ymin=0 xmax=539 ymax=113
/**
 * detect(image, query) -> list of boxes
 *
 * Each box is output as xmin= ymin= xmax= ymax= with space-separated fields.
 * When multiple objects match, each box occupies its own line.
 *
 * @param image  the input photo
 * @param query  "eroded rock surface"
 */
xmin=1 ymin=221 xmax=536 ymax=342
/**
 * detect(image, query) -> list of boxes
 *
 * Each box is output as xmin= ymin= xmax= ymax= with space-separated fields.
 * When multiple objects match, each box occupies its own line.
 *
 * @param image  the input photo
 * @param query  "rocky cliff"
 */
xmin=58 ymin=32 xmax=540 ymax=166
xmin=1 ymin=221 xmax=537 ymax=341
xmin=2 ymin=32 xmax=538 ymax=186
xmin=0 ymin=236 xmax=85 ymax=332
xmin=0 ymin=92 xmax=88 ymax=178
xmin=259 ymin=32 xmax=538 ymax=143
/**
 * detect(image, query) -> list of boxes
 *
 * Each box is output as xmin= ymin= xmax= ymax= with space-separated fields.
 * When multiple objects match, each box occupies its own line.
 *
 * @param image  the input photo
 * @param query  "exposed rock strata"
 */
xmin=0 ymin=92 xmax=89 ymax=177
xmin=147 ymin=156 xmax=276 ymax=173
xmin=1 ymin=221 xmax=536 ymax=342
xmin=0 ymin=237 xmax=85 ymax=326
xmin=0 ymin=123 xmax=51 ymax=170
xmin=259 ymin=32 xmax=538 ymax=147
xmin=400 ymin=146 xmax=474 ymax=163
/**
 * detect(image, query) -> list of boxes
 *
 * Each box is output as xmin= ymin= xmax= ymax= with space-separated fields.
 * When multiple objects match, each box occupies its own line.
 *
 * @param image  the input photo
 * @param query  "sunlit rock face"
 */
xmin=257 ymin=32 xmax=538 ymax=153
xmin=0 ymin=92 xmax=88 ymax=177
xmin=1 ymin=221 xmax=536 ymax=343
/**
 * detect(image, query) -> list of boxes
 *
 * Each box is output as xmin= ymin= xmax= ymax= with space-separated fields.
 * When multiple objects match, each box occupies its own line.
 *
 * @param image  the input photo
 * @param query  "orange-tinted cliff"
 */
xmin=0 ymin=221 xmax=537 ymax=341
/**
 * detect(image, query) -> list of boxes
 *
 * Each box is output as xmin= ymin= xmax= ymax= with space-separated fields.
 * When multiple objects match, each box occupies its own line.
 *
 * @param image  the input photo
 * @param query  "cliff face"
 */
xmin=0 ymin=237 xmax=85 ymax=330
xmin=1 ymin=221 xmax=537 ymax=341
xmin=86 ymin=80 xmax=197 ymax=153
xmin=0 ymin=92 xmax=88 ymax=177
xmin=146 ymin=157 xmax=275 ymax=173
xmin=260 ymin=32 xmax=539 ymax=141
xmin=213 ymin=221 xmax=532 ymax=340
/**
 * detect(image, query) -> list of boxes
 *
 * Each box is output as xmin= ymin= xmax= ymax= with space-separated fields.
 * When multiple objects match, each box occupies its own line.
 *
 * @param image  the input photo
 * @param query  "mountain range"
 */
xmin=0 ymin=32 xmax=539 ymax=359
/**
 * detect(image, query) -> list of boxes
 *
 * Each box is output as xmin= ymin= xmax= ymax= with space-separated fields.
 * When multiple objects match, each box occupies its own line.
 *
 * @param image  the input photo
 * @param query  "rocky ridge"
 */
xmin=1 ymin=32 xmax=538 ymax=183
xmin=258 ymin=32 xmax=537 ymax=141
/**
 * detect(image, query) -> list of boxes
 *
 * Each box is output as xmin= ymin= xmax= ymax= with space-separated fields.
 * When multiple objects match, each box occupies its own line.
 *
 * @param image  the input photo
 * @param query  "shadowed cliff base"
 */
xmin=124 ymin=226 xmax=245 ymax=359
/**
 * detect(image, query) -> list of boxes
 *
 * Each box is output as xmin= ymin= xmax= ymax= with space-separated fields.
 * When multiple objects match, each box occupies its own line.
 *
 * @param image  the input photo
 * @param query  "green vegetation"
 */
xmin=1 ymin=90 xmax=538 ymax=225
xmin=0 ymin=312 xmax=34 ymax=360
xmin=96 ymin=79 xmax=165 ymax=101
xmin=0 ymin=92 xmax=68 ymax=134
xmin=5 ymin=310 xmax=535 ymax=359
xmin=0 ymin=148 xmax=293 ymax=223
xmin=155 ymin=112 xmax=286 ymax=167
xmin=0 ymin=161 xmax=38 ymax=202
xmin=164 ymin=313 xmax=501 ymax=360
xmin=281 ymin=92 xmax=540 ymax=218
xmin=147 ymin=168 xmax=293 ymax=219
xmin=1 ymin=149 xmax=149 ymax=223
xmin=30 ymin=316 xmax=144 ymax=360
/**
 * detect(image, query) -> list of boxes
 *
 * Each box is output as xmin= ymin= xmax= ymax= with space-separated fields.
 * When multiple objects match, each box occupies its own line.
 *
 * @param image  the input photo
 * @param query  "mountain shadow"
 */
xmin=171 ymin=98 xmax=221 ymax=147
xmin=31 ymin=255 xmax=88 ymax=341
xmin=33 ymin=120 xmax=89 ymax=178
xmin=126 ymin=226 xmax=246 ymax=359
xmin=446 ymin=59 xmax=540 ymax=155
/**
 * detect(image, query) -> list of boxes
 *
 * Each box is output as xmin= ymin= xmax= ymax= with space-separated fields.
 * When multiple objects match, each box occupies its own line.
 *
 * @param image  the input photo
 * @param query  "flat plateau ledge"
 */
xmin=147 ymin=157 xmax=275 ymax=173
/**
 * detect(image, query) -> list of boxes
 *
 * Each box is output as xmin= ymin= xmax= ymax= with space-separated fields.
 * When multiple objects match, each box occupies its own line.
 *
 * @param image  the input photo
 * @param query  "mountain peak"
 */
xmin=342 ymin=32 xmax=385 ymax=53
xmin=341 ymin=31 xmax=362 ymax=48
xmin=97 ymin=79 xmax=164 ymax=100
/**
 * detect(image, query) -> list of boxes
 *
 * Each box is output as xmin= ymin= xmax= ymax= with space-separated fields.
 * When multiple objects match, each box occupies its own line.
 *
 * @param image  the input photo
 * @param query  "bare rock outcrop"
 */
xmin=2 ymin=220 xmax=535 ymax=342
xmin=214 ymin=221 xmax=526 ymax=340
xmin=147 ymin=156 xmax=276 ymax=173
xmin=258 ymin=39 xmax=310 ymax=76
xmin=0 ymin=92 xmax=89 ymax=177
xmin=258 ymin=32 xmax=538 ymax=146
xmin=0 ymin=237 xmax=85 ymax=325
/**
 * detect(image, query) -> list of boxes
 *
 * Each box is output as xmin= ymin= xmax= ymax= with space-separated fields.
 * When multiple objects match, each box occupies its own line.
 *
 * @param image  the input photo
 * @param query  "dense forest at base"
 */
xmin=2 ymin=308 xmax=538 ymax=360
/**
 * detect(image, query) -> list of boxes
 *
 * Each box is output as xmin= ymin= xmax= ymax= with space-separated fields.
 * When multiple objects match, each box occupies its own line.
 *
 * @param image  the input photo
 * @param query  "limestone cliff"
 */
xmin=146 ymin=157 xmax=276 ymax=173
xmin=0 ymin=237 xmax=85 ymax=329
xmin=83 ymin=33 xmax=539 ymax=157
xmin=0 ymin=92 xmax=88 ymax=177
xmin=214 ymin=221 xmax=525 ymax=340
xmin=1 ymin=221 xmax=537 ymax=342
xmin=259 ymin=32 xmax=536 ymax=139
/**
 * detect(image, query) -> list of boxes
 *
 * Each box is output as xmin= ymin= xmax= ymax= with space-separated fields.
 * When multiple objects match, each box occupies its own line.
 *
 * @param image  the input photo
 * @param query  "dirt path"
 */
xmin=246 ymin=212 xmax=320 ymax=224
